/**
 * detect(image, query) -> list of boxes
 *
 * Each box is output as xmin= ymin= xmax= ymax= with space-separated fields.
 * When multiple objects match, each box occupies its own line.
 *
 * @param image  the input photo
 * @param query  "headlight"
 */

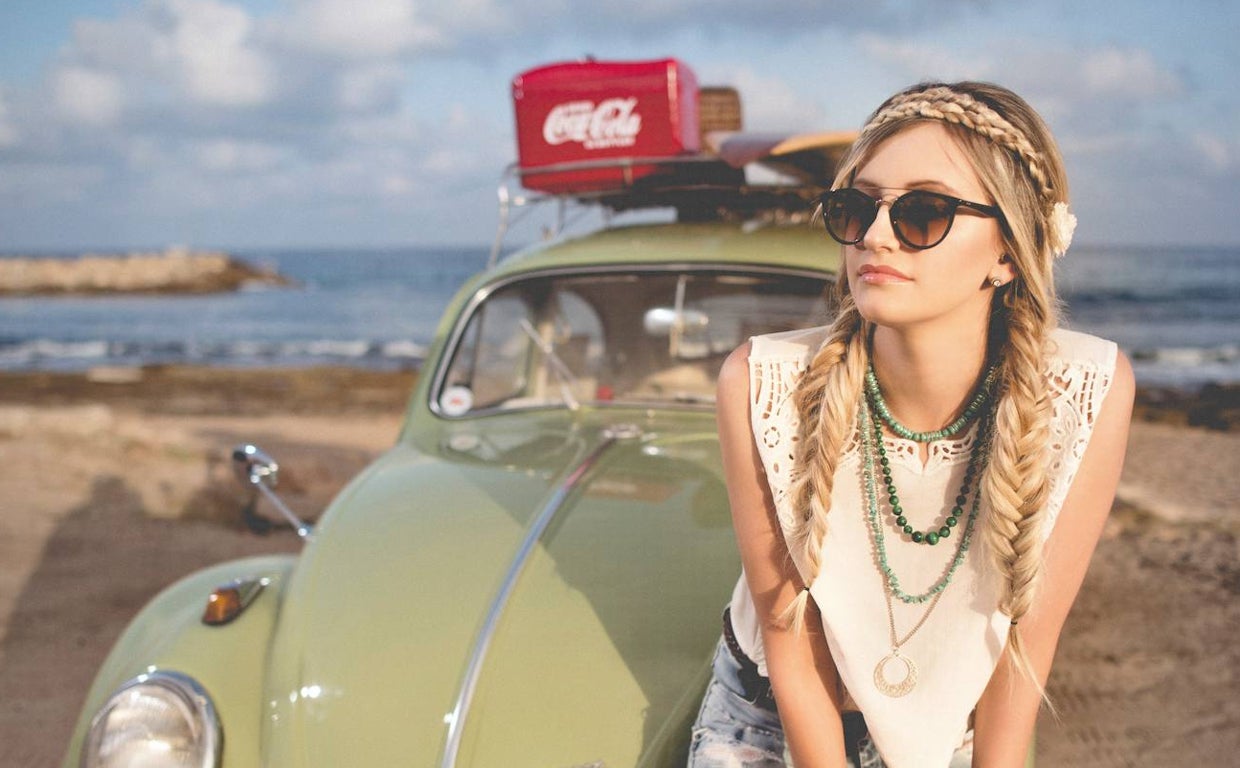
xmin=81 ymin=670 xmax=221 ymax=768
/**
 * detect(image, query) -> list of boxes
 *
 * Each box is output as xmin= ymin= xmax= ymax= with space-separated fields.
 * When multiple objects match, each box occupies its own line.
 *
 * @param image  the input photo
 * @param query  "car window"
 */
xmin=436 ymin=269 xmax=830 ymax=415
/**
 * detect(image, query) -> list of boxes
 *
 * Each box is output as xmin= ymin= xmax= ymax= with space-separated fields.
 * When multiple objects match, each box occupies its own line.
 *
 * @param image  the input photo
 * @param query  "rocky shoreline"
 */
xmin=0 ymin=247 xmax=293 ymax=295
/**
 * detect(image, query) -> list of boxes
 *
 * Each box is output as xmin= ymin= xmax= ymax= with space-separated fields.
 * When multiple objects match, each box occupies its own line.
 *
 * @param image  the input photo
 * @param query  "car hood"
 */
xmin=260 ymin=415 xmax=739 ymax=767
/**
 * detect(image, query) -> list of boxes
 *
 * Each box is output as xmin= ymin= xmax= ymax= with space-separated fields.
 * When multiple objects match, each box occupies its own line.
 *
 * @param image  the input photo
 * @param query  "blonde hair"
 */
xmin=783 ymin=82 xmax=1070 ymax=695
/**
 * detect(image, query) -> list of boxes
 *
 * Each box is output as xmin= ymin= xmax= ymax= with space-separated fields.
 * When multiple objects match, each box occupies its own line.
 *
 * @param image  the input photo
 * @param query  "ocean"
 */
xmin=0 ymin=243 xmax=1236 ymax=390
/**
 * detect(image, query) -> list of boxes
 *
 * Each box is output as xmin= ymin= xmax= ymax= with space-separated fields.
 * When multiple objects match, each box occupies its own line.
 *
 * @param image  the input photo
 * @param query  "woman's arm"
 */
xmin=972 ymin=352 xmax=1135 ymax=766
xmin=717 ymin=343 xmax=850 ymax=768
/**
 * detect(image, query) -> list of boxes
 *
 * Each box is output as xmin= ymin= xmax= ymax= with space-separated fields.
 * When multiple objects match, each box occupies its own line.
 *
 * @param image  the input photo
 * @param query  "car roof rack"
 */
xmin=488 ymin=130 xmax=858 ymax=267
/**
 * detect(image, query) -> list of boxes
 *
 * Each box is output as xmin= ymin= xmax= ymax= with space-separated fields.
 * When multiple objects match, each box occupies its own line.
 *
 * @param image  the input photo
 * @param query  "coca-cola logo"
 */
xmin=542 ymin=97 xmax=642 ymax=150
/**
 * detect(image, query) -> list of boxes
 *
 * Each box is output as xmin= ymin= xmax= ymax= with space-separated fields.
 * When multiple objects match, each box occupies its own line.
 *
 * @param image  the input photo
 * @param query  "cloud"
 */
xmin=159 ymin=0 xmax=273 ymax=106
xmin=854 ymin=35 xmax=991 ymax=82
xmin=1191 ymin=131 xmax=1236 ymax=174
xmin=850 ymin=35 xmax=1187 ymax=132
xmin=700 ymin=65 xmax=827 ymax=131
xmin=192 ymin=139 xmax=290 ymax=173
xmin=52 ymin=66 xmax=125 ymax=126
xmin=0 ymin=91 xmax=16 ymax=147
xmin=1077 ymin=47 xmax=1182 ymax=100
xmin=60 ymin=0 xmax=274 ymax=111
xmin=541 ymin=0 xmax=978 ymax=36
xmin=334 ymin=63 xmax=406 ymax=113
xmin=0 ymin=0 xmax=468 ymax=247
xmin=277 ymin=0 xmax=443 ymax=59
xmin=0 ymin=0 xmax=1231 ymax=249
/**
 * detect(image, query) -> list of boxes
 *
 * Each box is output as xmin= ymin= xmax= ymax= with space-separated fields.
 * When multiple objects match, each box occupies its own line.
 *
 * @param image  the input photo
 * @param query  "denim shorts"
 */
xmin=688 ymin=638 xmax=887 ymax=768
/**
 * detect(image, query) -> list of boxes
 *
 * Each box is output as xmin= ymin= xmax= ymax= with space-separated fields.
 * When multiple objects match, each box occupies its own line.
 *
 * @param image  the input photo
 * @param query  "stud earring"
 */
xmin=990 ymin=278 xmax=1003 ymax=288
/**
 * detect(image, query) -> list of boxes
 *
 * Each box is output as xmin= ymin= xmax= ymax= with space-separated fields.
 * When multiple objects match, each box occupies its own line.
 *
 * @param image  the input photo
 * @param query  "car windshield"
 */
xmin=435 ymin=269 xmax=832 ymax=415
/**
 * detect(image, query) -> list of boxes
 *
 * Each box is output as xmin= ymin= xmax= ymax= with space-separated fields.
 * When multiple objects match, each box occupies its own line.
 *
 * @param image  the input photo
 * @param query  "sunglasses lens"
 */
xmin=891 ymin=192 xmax=954 ymax=248
xmin=823 ymin=189 xmax=875 ymax=245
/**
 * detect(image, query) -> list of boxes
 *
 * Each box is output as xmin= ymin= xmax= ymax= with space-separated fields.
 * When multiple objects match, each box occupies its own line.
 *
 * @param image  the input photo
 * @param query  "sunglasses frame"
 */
xmin=818 ymin=187 xmax=1003 ymax=251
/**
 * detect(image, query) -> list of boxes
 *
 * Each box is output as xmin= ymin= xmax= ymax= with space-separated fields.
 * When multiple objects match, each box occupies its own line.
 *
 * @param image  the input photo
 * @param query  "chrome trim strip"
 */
xmin=427 ymin=262 xmax=834 ymax=419
xmin=439 ymin=434 xmax=618 ymax=768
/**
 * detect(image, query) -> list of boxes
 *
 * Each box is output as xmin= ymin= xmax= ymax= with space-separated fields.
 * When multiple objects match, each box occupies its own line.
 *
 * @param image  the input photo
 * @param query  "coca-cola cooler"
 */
xmin=512 ymin=58 xmax=700 ymax=194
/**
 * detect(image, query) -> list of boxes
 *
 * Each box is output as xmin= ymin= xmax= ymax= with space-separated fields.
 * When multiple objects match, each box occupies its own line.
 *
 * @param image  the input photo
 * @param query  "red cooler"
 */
xmin=512 ymin=58 xmax=700 ymax=194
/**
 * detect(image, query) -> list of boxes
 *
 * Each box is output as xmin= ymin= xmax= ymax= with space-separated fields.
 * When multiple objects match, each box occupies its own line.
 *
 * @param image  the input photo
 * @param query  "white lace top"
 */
xmin=727 ymin=326 xmax=1117 ymax=767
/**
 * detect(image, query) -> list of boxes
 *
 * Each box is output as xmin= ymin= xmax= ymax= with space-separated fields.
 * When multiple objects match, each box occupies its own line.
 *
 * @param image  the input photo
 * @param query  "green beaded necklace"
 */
xmin=871 ymin=408 xmax=987 ymax=547
xmin=860 ymin=399 xmax=993 ymax=604
xmin=865 ymin=362 xmax=999 ymax=443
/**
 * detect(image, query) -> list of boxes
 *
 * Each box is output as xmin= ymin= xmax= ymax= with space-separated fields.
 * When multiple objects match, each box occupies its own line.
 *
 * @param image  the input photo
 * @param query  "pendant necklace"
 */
xmin=859 ymin=399 xmax=995 ymax=696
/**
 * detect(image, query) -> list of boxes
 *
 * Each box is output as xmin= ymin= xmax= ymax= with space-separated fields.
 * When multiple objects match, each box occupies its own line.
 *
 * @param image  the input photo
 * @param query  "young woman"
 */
xmin=690 ymin=82 xmax=1134 ymax=767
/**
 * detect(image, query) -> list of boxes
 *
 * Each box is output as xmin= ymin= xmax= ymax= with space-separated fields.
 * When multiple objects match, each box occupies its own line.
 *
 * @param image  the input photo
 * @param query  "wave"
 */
xmin=1125 ymin=343 xmax=1240 ymax=388
xmin=0 ymin=337 xmax=427 ymax=371
xmin=1063 ymin=285 xmax=1239 ymax=307
xmin=1129 ymin=343 xmax=1240 ymax=366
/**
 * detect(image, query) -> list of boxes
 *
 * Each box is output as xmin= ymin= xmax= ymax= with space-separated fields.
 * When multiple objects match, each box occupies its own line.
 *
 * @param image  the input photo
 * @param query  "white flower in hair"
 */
xmin=1049 ymin=201 xmax=1077 ymax=258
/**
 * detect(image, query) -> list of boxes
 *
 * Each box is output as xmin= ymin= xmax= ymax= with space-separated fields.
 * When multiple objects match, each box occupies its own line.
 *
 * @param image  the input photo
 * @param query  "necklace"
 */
xmin=865 ymin=362 xmax=998 ymax=443
xmin=863 ymin=400 xmax=991 ymax=603
xmin=871 ymin=405 xmax=989 ymax=547
xmin=859 ymin=401 xmax=993 ymax=697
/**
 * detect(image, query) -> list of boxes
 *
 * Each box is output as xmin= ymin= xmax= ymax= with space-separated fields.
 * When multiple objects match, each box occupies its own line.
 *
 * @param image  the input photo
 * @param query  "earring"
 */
xmin=990 ymin=278 xmax=1004 ymax=288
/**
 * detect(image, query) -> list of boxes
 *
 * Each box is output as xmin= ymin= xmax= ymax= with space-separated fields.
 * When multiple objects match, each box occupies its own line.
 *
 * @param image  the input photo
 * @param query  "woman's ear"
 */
xmin=990 ymin=253 xmax=1016 ymax=286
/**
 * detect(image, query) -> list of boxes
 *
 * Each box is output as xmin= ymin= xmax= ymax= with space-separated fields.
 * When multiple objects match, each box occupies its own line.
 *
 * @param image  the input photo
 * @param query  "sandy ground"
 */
xmin=0 ymin=367 xmax=1236 ymax=767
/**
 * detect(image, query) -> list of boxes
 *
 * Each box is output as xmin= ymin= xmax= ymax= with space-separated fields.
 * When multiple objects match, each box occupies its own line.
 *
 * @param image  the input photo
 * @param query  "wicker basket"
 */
xmin=698 ymin=86 xmax=742 ymax=140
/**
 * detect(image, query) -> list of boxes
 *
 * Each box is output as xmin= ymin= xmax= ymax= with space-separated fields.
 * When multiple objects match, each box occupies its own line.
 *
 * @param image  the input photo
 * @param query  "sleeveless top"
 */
xmin=727 ymin=326 xmax=1117 ymax=768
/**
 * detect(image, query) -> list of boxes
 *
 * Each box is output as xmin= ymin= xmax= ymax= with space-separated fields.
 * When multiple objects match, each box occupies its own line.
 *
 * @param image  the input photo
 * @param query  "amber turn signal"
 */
xmin=202 ymin=588 xmax=243 ymax=625
xmin=201 ymin=578 xmax=268 ymax=626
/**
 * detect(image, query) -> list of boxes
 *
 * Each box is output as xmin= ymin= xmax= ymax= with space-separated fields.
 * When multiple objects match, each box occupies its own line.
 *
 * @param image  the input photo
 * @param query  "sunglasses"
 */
xmin=819 ymin=188 xmax=1003 ymax=251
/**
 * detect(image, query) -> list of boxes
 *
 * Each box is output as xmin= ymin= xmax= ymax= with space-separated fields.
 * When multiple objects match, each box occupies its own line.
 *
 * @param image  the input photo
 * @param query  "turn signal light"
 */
xmin=201 ymin=578 xmax=268 ymax=626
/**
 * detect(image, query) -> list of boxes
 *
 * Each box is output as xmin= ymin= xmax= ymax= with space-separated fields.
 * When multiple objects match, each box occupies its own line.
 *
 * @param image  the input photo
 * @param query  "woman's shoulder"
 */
xmin=748 ymin=325 xmax=831 ymax=362
xmin=1046 ymin=327 xmax=1118 ymax=371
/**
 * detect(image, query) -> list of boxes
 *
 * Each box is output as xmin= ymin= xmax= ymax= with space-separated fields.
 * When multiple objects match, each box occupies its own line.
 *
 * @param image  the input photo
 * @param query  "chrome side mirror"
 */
xmin=233 ymin=443 xmax=279 ymax=487
xmin=232 ymin=444 xmax=313 ymax=540
xmin=641 ymin=306 xmax=710 ymax=337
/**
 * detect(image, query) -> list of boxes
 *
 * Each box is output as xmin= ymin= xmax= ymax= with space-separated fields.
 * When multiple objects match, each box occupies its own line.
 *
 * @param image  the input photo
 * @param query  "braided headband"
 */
xmin=861 ymin=86 xmax=1076 ymax=257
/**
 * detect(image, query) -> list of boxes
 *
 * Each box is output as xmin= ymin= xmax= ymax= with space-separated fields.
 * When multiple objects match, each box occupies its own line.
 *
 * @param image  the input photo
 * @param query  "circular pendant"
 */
xmin=874 ymin=650 xmax=918 ymax=697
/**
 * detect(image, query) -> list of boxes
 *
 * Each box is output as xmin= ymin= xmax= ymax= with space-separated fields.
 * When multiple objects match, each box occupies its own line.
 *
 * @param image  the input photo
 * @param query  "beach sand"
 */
xmin=0 ymin=367 xmax=1236 ymax=767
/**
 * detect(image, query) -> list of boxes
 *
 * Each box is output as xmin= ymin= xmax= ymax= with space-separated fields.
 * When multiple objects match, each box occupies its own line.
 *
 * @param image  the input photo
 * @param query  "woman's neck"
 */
xmin=869 ymin=323 xmax=992 ymax=435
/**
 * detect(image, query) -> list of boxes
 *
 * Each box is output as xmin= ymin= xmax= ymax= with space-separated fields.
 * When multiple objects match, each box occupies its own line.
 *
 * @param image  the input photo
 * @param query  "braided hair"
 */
xmin=783 ymin=81 xmax=1071 ymax=697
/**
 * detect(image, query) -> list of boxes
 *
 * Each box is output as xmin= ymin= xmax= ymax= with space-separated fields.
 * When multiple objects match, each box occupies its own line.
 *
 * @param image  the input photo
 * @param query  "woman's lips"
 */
xmin=857 ymin=264 xmax=912 ymax=283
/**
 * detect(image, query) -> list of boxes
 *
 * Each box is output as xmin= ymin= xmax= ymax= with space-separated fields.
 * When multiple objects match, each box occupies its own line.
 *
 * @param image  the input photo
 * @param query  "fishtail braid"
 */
xmin=981 ymin=297 xmax=1055 ymax=697
xmin=779 ymin=295 xmax=868 ymax=632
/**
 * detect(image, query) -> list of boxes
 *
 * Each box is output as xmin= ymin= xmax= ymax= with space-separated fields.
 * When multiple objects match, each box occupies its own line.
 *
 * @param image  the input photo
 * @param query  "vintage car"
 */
xmin=63 ymin=61 xmax=853 ymax=767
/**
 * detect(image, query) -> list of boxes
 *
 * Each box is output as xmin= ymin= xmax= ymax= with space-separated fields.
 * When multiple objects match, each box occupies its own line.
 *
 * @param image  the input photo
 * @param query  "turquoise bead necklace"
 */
xmin=865 ymin=362 xmax=999 ymax=443
xmin=860 ymin=398 xmax=993 ymax=605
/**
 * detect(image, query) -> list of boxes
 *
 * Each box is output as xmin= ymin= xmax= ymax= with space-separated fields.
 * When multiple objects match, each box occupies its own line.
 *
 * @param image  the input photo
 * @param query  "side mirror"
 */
xmin=643 ymin=306 xmax=712 ymax=360
xmin=233 ymin=443 xmax=279 ymax=488
xmin=642 ymin=306 xmax=709 ymax=337
xmin=232 ymin=444 xmax=313 ymax=540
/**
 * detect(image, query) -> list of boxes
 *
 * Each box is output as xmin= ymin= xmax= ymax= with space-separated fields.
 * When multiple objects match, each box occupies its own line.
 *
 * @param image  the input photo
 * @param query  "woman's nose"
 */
xmin=860 ymin=202 xmax=899 ymax=251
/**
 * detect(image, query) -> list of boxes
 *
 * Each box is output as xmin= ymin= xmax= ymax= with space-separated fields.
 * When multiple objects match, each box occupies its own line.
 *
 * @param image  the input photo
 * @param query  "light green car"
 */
xmin=63 ymin=157 xmax=847 ymax=765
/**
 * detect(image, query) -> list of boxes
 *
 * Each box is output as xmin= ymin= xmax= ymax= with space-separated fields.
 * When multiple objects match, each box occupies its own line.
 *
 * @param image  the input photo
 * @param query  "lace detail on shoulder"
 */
xmin=1040 ymin=343 xmax=1117 ymax=538
xmin=749 ymin=355 xmax=807 ymax=527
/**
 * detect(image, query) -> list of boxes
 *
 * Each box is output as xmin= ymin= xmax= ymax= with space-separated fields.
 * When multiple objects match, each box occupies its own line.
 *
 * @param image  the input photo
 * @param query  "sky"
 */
xmin=0 ymin=0 xmax=1237 ymax=252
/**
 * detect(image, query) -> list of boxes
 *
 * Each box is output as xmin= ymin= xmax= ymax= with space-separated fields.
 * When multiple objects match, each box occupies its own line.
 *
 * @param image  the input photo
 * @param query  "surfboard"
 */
xmin=704 ymin=129 xmax=858 ymax=183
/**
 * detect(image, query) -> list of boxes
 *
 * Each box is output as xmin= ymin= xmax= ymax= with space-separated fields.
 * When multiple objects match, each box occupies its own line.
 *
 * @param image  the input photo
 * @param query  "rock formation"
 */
xmin=0 ymin=247 xmax=294 ymax=295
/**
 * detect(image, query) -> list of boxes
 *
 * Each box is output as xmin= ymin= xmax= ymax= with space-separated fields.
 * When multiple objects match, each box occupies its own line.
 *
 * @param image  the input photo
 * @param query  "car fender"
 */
xmin=62 ymin=553 xmax=297 ymax=768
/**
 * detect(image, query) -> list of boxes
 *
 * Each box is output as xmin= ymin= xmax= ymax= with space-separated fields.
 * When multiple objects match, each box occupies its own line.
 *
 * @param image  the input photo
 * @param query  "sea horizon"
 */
xmin=1 ymin=242 xmax=1237 ymax=391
